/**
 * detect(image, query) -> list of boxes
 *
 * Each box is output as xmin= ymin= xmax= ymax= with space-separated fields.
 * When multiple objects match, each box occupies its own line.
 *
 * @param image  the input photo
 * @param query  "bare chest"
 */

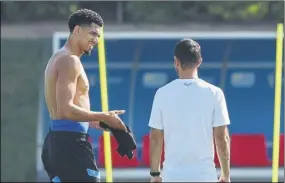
xmin=77 ymin=71 xmax=89 ymax=94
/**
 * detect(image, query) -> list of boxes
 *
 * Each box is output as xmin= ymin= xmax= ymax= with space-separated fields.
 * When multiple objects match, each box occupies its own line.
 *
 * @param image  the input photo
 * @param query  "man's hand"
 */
xmin=219 ymin=175 xmax=231 ymax=182
xmin=89 ymin=121 xmax=107 ymax=131
xmin=109 ymin=110 xmax=125 ymax=116
xmin=150 ymin=176 xmax=162 ymax=182
xmin=104 ymin=110 xmax=127 ymax=131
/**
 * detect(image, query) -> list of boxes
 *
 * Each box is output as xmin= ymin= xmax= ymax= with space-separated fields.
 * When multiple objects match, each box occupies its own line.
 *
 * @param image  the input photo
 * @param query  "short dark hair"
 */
xmin=68 ymin=9 xmax=103 ymax=32
xmin=174 ymin=38 xmax=202 ymax=69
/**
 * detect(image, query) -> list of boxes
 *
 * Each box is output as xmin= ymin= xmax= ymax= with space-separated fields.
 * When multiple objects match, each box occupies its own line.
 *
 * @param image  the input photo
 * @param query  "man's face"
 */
xmin=76 ymin=23 xmax=102 ymax=55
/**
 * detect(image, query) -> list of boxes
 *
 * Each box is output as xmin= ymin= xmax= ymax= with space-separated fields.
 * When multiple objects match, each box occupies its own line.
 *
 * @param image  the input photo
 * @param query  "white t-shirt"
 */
xmin=148 ymin=78 xmax=230 ymax=182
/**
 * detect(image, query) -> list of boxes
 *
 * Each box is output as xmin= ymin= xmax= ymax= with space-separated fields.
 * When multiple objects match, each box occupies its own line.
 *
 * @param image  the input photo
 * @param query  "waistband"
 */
xmin=50 ymin=119 xmax=89 ymax=134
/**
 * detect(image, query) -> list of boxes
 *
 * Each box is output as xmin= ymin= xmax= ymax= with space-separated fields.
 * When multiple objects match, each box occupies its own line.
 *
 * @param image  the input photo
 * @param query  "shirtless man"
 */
xmin=41 ymin=9 xmax=127 ymax=182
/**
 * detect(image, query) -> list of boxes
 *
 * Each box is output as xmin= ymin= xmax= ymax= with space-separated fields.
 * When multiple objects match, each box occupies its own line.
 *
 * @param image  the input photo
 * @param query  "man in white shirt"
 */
xmin=148 ymin=38 xmax=231 ymax=182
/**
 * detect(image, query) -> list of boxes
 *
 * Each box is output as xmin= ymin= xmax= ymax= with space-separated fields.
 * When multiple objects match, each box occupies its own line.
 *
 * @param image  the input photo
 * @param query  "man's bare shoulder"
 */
xmin=54 ymin=50 xmax=81 ymax=73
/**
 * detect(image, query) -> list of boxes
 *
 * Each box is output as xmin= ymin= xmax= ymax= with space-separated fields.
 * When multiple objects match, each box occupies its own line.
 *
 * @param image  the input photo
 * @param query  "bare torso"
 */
xmin=44 ymin=49 xmax=90 ymax=119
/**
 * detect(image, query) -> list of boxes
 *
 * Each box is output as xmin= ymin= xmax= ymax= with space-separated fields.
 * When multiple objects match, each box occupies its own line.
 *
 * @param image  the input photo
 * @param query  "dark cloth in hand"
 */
xmin=99 ymin=121 xmax=137 ymax=159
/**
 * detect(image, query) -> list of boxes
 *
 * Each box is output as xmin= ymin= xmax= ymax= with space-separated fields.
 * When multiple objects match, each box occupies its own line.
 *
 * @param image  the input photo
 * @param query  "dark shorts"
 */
xmin=41 ymin=130 xmax=100 ymax=182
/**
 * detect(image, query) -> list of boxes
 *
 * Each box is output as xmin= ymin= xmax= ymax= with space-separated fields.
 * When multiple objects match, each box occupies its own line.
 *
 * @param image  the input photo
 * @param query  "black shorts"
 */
xmin=41 ymin=130 xmax=100 ymax=182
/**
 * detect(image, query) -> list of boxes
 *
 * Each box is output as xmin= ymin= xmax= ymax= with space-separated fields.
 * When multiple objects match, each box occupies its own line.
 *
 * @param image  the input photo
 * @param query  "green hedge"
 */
xmin=2 ymin=1 xmax=284 ymax=24
xmin=1 ymin=38 xmax=51 ymax=181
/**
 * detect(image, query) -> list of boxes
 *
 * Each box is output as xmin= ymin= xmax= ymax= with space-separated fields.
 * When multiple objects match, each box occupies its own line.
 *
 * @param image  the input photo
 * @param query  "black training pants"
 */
xmin=41 ymin=130 xmax=100 ymax=182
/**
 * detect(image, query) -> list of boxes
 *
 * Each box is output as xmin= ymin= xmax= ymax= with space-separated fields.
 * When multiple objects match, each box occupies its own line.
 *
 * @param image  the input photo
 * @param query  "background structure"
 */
xmin=1 ymin=1 xmax=284 ymax=182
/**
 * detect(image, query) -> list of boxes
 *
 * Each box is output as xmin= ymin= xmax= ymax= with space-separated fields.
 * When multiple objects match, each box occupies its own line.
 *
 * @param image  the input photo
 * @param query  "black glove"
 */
xmin=99 ymin=121 xmax=137 ymax=159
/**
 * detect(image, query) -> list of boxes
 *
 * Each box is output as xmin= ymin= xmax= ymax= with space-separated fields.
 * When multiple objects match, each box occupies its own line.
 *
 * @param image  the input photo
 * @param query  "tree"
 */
xmin=125 ymin=1 xmax=284 ymax=24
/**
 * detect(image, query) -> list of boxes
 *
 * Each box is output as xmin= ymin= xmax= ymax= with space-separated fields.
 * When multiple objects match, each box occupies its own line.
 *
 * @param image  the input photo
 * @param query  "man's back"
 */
xmin=44 ymin=50 xmax=65 ymax=119
xmin=149 ymin=78 xmax=230 ymax=181
xmin=148 ymin=39 xmax=230 ymax=182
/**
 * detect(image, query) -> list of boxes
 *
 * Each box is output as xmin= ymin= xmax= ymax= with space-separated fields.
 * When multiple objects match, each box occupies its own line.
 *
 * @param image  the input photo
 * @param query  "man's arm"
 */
xmin=213 ymin=88 xmax=231 ymax=179
xmin=214 ymin=126 xmax=230 ymax=178
xmin=150 ymin=128 xmax=164 ymax=172
xmin=56 ymin=55 xmax=125 ymax=129
xmin=148 ymin=89 xmax=164 ymax=173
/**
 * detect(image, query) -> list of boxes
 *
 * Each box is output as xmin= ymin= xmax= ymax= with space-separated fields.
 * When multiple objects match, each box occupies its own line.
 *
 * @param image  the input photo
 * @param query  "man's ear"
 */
xmin=174 ymin=56 xmax=180 ymax=67
xmin=73 ymin=25 xmax=80 ymax=36
xmin=197 ymin=57 xmax=203 ymax=67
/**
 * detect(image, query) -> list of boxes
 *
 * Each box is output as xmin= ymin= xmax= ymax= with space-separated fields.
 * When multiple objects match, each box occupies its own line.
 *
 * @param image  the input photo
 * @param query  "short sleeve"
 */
xmin=213 ymin=88 xmax=230 ymax=127
xmin=148 ymin=89 xmax=163 ymax=130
